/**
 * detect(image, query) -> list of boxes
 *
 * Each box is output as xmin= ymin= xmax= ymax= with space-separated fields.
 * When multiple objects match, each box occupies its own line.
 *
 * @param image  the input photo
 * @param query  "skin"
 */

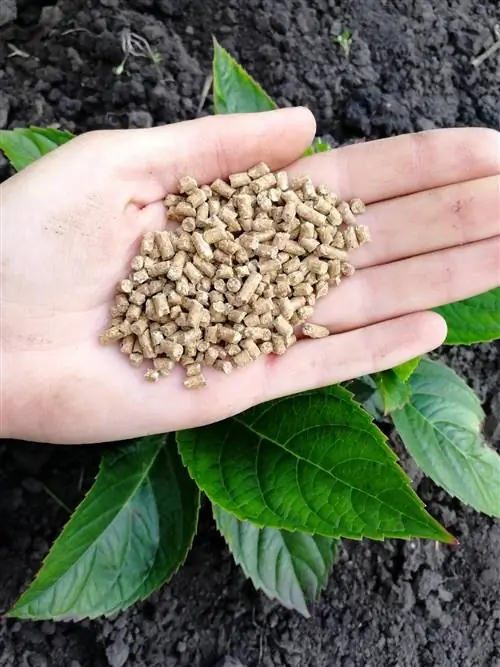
xmin=1 ymin=108 xmax=499 ymax=444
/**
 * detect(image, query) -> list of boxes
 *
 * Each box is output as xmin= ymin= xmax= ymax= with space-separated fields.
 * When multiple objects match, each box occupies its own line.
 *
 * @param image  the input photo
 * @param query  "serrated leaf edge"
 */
xmin=177 ymin=387 xmax=454 ymax=543
xmin=8 ymin=436 xmax=200 ymax=621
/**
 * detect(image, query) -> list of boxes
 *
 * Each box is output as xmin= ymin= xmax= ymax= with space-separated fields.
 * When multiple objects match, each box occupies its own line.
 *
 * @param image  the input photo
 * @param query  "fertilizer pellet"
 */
xmin=100 ymin=162 xmax=370 ymax=387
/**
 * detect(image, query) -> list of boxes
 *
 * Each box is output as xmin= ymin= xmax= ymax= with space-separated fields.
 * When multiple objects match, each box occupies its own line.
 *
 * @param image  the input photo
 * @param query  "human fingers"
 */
xmin=310 ymin=236 xmax=500 ymax=333
xmin=253 ymin=312 xmax=447 ymax=408
xmin=288 ymin=128 xmax=500 ymax=204
xmin=107 ymin=108 xmax=317 ymax=204
xmin=352 ymin=175 xmax=500 ymax=269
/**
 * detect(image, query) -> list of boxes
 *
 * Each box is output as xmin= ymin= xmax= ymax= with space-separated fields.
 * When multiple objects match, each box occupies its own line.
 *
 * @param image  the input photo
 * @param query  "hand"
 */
xmin=1 ymin=109 xmax=499 ymax=444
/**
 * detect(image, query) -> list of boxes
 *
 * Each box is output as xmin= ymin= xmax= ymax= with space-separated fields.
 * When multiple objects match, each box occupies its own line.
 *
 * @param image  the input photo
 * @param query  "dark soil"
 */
xmin=1 ymin=0 xmax=499 ymax=665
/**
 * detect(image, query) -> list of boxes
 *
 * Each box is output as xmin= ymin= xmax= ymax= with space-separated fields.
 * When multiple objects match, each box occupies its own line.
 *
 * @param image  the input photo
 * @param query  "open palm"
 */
xmin=2 ymin=108 xmax=499 ymax=444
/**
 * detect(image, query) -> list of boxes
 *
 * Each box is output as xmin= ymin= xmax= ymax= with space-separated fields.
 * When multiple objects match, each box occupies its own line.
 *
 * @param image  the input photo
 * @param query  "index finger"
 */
xmin=289 ymin=128 xmax=500 ymax=204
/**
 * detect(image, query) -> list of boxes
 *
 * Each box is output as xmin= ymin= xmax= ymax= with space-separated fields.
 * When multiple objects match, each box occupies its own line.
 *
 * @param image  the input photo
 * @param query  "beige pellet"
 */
xmin=218 ymin=206 xmax=238 ymax=227
xmin=283 ymin=240 xmax=305 ymax=257
xmin=215 ymin=359 xmax=233 ymax=374
xmin=148 ymin=261 xmax=170 ymax=278
xmin=192 ymin=255 xmax=216 ymax=278
xmin=251 ymin=172 xmax=277 ymax=193
xmin=255 ymin=244 xmax=278 ymax=260
xmin=152 ymin=293 xmax=169 ymax=319
xmin=343 ymin=226 xmax=359 ymax=250
xmin=204 ymin=195 xmax=219 ymax=216
xmin=271 ymin=334 xmax=287 ymax=355
xmin=183 ymin=261 xmax=203 ymax=285
xmin=260 ymin=341 xmax=273 ymax=354
xmin=288 ymin=270 xmax=306 ymax=286
xmin=153 ymin=357 xmax=175 ymax=377
xmin=299 ymin=237 xmax=320 ymax=253
xmin=179 ymin=175 xmax=198 ymax=194
xmin=236 ymin=273 xmax=262 ymax=305
xmin=167 ymin=251 xmax=188 ymax=281
xmin=232 ymin=349 xmax=253 ymax=367
xmin=204 ymin=347 xmax=219 ymax=366
xmin=203 ymin=226 xmax=227 ymax=245
xmin=228 ymin=172 xmax=251 ymax=188
xmin=302 ymin=323 xmax=330 ymax=339
xmin=130 ymin=318 xmax=148 ymax=336
xmin=164 ymin=193 xmax=182 ymax=208
xmin=141 ymin=232 xmax=155 ymax=256
xmin=213 ymin=249 xmax=232 ymax=266
xmin=175 ymin=201 xmax=197 ymax=218
xmin=245 ymin=326 xmax=272 ymax=341
xmin=151 ymin=329 xmax=165 ymax=347
xmin=211 ymin=178 xmax=235 ymax=199
xmin=181 ymin=217 xmax=197 ymax=233
xmin=337 ymin=200 xmax=357 ymax=225
xmin=314 ymin=197 xmax=333 ymax=215
xmin=187 ymin=189 xmax=208 ymax=209
xmin=120 ymin=335 xmax=135 ymax=355
xmin=227 ymin=277 xmax=242 ymax=293
xmin=327 ymin=207 xmax=343 ymax=226
xmin=234 ymin=193 xmax=253 ymax=219
xmin=315 ymin=280 xmax=329 ymax=298
xmin=99 ymin=326 xmax=124 ymax=344
xmin=355 ymin=225 xmax=371 ymax=245
xmin=350 ymin=198 xmax=366 ymax=215
xmin=184 ymin=373 xmax=207 ymax=389
xmin=247 ymin=162 xmax=270 ymax=179
xmin=256 ymin=192 xmax=273 ymax=212
xmin=190 ymin=231 xmax=213 ymax=261
xmin=341 ymin=262 xmax=355 ymax=276
xmin=304 ymin=256 xmax=329 ymax=275
xmin=162 ymin=340 xmax=183 ymax=362
xmin=139 ymin=330 xmax=155 ymax=359
xmin=185 ymin=362 xmax=202 ymax=377
xmin=132 ymin=269 xmax=149 ymax=285
xmin=318 ymin=226 xmax=334 ymax=245
xmin=281 ymin=201 xmax=297 ymax=225
xmin=239 ymin=339 xmax=260 ymax=360
xmin=243 ymin=313 xmax=261 ymax=327
xmin=316 ymin=244 xmax=348 ymax=260
xmin=154 ymin=231 xmax=174 ymax=260
xmin=129 ymin=352 xmax=144 ymax=367
xmin=275 ymin=170 xmax=289 ymax=191
xmin=126 ymin=304 xmax=142 ymax=322
xmin=296 ymin=202 xmax=327 ymax=227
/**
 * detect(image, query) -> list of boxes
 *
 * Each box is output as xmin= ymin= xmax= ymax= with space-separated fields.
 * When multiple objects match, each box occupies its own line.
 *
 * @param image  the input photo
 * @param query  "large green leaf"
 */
xmin=0 ymin=127 xmax=74 ymax=171
xmin=212 ymin=39 xmax=277 ymax=114
xmin=214 ymin=505 xmax=337 ymax=617
xmin=177 ymin=387 xmax=452 ymax=542
xmin=435 ymin=288 xmax=500 ymax=344
xmin=9 ymin=436 xmax=199 ymax=621
xmin=393 ymin=359 xmax=500 ymax=517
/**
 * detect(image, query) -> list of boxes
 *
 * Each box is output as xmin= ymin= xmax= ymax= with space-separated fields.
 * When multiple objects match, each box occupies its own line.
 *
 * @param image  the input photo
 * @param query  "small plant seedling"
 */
xmin=114 ymin=28 xmax=162 ymax=76
xmin=0 ymin=39 xmax=499 ymax=623
xmin=333 ymin=27 xmax=352 ymax=57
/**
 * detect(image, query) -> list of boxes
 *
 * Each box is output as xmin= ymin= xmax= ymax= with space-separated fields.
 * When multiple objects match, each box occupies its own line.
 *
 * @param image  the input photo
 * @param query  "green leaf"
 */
xmin=392 ymin=357 xmax=422 ymax=383
xmin=374 ymin=370 xmax=412 ymax=414
xmin=212 ymin=39 xmax=277 ymax=114
xmin=9 ymin=436 xmax=199 ymax=621
xmin=392 ymin=358 xmax=500 ymax=518
xmin=0 ymin=127 xmax=74 ymax=171
xmin=214 ymin=505 xmax=337 ymax=617
xmin=304 ymin=137 xmax=333 ymax=155
xmin=177 ymin=387 xmax=452 ymax=542
xmin=435 ymin=288 xmax=500 ymax=344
